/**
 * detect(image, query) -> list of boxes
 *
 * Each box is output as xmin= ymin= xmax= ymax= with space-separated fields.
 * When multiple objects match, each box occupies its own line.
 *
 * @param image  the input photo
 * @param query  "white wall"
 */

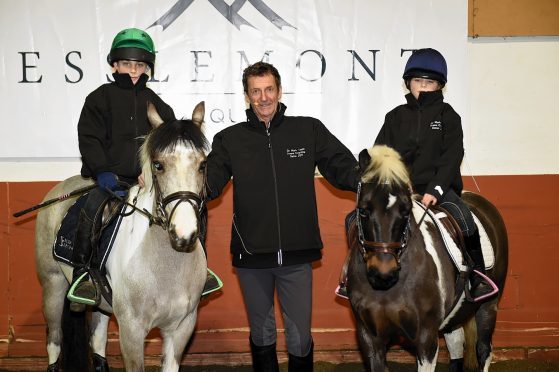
xmin=464 ymin=37 xmax=559 ymax=175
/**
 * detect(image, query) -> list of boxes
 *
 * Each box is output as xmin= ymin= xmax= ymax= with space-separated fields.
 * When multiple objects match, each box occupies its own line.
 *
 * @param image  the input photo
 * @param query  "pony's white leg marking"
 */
xmin=417 ymin=346 xmax=439 ymax=372
xmin=47 ymin=342 xmax=61 ymax=365
xmin=90 ymin=312 xmax=110 ymax=357
xmin=161 ymin=338 xmax=180 ymax=372
xmin=412 ymin=203 xmax=446 ymax=317
xmin=482 ymin=348 xmax=493 ymax=372
xmin=444 ymin=327 xmax=465 ymax=359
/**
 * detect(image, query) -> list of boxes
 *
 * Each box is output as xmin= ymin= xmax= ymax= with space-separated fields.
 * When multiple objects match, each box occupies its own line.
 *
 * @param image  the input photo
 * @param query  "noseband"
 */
xmin=151 ymin=172 xmax=205 ymax=231
xmin=356 ymin=182 xmax=411 ymax=266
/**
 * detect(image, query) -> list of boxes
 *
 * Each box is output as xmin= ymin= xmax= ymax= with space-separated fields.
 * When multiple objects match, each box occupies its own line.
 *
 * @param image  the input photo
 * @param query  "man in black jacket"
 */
xmin=206 ymin=62 xmax=358 ymax=371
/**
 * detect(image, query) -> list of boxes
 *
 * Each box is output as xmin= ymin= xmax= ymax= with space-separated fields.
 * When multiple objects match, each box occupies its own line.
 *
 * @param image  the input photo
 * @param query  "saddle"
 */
xmin=54 ymin=194 xmax=125 ymax=306
xmin=429 ymin=205 xmax=471 ymax=266
xmin=414 ymin=201 xmax=495 ymax=271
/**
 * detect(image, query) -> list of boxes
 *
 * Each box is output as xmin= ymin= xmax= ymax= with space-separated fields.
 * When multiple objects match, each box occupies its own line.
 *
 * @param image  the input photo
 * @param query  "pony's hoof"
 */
xmin=93 ymin=353 xmax=109 ymax=372
xmin=46 ymin=360 xmax=59 ymax=372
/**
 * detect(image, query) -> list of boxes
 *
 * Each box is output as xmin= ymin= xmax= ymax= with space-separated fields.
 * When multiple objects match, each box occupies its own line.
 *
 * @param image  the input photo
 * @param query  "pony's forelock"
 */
xmin=361 ymin=145 xmax=410 ymax=187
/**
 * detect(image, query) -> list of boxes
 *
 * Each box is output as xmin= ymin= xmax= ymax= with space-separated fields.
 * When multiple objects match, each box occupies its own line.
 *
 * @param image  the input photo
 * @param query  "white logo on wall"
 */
xmin=149 ymin=0 xmax=296 ymax=30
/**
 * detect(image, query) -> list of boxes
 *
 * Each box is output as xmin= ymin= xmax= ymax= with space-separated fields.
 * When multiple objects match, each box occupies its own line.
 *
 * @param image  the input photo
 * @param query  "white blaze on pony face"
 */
xmin=156 ymin=143 xmax=206 ymax=251
xmin=387 ymin=194 xmax=397 ymax=209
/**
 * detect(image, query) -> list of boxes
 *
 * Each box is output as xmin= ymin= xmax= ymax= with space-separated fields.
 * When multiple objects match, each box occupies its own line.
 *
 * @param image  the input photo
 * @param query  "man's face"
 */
xmin=245 ymin=73 xmax=282 ymax=125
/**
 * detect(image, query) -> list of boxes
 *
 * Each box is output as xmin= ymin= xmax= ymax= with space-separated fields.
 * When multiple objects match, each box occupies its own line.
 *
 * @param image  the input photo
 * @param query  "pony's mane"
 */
xmin=139 ymin=119 xmax=209 ymax=190
xmin=361 ymin=145 xmax=410 ymax=188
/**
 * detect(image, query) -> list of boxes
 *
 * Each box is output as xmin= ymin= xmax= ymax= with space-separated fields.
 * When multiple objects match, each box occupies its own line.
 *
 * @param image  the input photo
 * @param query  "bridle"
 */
xmin=149 ymin=162 xmax=207 ymax=231
xmin=116 ymin=165 xmax=206 ymax=232
xmin=355 ymin=182 xmax=411 ymax=266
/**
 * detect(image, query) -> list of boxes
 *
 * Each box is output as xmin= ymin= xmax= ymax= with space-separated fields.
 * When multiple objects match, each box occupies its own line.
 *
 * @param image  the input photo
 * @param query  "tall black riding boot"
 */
xmin=464 ymin=230 xmax=495 ymax=300
xmin=68 ymin=210 xmax=99 ymax=311
xmin=249 ymin=336 xmax=279 ymax=372
xmin=288 ymin=341 xmax=314 ymax=372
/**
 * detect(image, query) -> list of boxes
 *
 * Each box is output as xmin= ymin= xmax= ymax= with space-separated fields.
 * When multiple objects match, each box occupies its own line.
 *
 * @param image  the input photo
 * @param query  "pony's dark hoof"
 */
xmin=449 ymin=357 xmax=464 ymax=372
xmin=93 ymin=353 xmax=109 ymax=372
xmin=46 ymin=360 xmax=59 ymax=372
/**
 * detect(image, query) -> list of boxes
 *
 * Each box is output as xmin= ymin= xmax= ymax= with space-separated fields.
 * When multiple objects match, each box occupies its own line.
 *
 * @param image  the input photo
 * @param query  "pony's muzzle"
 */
xmin=366 ymin=253 xmax=401 ymax=290
xmin=169 ymin=227 xmax=199 ymax=252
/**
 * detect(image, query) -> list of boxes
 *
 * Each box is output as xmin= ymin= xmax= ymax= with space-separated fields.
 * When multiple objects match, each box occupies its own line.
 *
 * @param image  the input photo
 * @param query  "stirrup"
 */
xmin=67 ymin=271 xmax=99 ymax=306
xmin=465 ymin=269 xmax=498 ymax=302
xmin=335 ymin=283 xmax=349 ymax=300
xmin=201 ymin=268 xmax=223 ymax=298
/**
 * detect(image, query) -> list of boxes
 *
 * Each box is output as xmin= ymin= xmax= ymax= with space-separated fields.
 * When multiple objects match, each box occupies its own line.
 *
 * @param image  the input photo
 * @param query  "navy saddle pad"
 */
xmin=53 ymin=194 xmax=123 ymax=270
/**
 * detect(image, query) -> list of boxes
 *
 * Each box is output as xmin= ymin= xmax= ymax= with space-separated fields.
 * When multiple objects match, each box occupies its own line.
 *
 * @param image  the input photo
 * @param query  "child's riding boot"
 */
xmin=465 ymin=230 xmax=496 ymax=300
xmin=335 ymin=252 xmax=351 ymax=299
xmin=68 ymin=209 xmax=100 ymax=311
xmin=335 ymin=210 xmax=357 ymax=299
xmin=198 ymin=206 xmax=223 ymax=298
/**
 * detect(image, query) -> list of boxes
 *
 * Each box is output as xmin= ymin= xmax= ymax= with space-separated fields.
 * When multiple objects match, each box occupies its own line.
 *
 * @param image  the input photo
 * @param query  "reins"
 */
xmin=108 ymin=172 xmax=206 ymax=230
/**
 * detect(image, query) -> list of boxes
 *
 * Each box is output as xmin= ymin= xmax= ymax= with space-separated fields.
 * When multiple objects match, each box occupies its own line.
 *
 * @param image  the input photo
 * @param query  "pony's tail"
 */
xmin=62 ymin=297 xmax=89 ymax=370
xmin=463 ymin=316 xmax=478 ymax=370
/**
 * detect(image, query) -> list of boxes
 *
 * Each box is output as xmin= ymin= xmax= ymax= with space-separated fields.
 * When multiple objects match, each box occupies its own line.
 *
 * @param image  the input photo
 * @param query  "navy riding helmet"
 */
xmin=403 ymin=48 xmax=447 ymax=87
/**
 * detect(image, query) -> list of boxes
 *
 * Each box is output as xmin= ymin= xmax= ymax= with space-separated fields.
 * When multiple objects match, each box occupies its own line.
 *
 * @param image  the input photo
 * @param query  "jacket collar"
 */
xmin=405 ymin=90 xmax=444 ymax=108
xmin=246 ymin=102 xmax=287 ymax=129
xmin=112 ymin=72 xmax=149 ymax=90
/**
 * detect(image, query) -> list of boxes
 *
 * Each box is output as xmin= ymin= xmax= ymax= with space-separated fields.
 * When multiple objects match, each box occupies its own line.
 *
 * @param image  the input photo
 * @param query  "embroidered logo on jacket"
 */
xmin=286 ymin=148 xmax=306 ymax=158
xmin=430 ymin=121 xmax=442 ymax=130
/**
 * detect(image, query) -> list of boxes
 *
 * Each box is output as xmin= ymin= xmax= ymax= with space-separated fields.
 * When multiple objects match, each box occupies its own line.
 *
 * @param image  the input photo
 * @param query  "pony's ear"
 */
xmin=358 ymin=148 xmax=371 ymax=173
xmin=147 ymin=101 xmax=164 ymax=129
xmin=192 ymin=101 xmax=205 ymax=128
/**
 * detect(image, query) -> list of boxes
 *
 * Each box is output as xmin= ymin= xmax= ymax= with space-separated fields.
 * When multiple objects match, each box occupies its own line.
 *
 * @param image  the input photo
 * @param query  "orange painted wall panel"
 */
xmin=1 ymin=175 xmax=559 ymax=359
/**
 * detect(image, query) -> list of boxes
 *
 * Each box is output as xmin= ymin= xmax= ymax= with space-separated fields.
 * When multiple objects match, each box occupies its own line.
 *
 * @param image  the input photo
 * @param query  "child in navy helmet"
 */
xmin=336 ymin=48 xmax=495 ymax=302
xmin=69 ymin=28 xmax=220 ymax=312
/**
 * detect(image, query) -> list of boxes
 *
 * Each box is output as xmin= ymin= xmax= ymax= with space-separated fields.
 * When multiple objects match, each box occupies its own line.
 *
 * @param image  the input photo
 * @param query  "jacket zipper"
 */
xmin=133 ymin=88 xmax=139 ymax=174
xmin=267 ymin=126 xmax=283 ymax=266
xmin=415 ymin=107 xmax=422 ymax=145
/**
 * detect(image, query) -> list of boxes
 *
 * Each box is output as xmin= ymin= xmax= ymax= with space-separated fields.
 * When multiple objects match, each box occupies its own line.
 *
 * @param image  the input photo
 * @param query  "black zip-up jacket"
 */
xmin=206 ymin=103 xmax=358 ymax=268
xmin=375 ymin=90 xmax=464 ymax=199
xmin=78 ymin=73 xmax=175 ymax=184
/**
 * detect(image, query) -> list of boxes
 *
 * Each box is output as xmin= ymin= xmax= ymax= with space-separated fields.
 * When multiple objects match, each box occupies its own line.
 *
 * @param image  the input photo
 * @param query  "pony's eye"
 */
xmin=358 ymin=208 xmax=369 ymax=218
xmin=199 ymin=160 xmax=207 ymax=173
xmin=153 ymin=161 xmax=164 ymax=172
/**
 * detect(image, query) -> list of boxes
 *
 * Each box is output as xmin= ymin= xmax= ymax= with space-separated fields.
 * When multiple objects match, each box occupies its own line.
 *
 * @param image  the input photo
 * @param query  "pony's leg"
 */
xmin=475 ymin=301 xmax=499 ymax=372
xmin=160 ymin=314 xmax=198 ymax=372
xmin=41 ymin=273 xmax=68 ymax=368
xmin=118 ymin=320 xmax=148 ymax=372
xmin=355 ymin=319 xmax=386 ymax=371
xmin=444 ymin=328 xmax=465 ymax=372
xmin=415 ymin=330 xmax=439 ymax=372
xmin=90 ymin=311 xmax=110 ymax=370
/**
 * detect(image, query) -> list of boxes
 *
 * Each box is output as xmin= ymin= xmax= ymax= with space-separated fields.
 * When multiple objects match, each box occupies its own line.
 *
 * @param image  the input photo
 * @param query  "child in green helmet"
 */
xmin=69 ymin=28 xmax=220 ymax=312
xmin=336 ymin=48 xmax=496 ymax=303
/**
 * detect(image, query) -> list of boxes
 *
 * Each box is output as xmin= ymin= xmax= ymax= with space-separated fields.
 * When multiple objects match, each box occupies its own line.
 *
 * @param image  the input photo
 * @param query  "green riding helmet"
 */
xmin=107 ymin=28 xmax=156 ymax=73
